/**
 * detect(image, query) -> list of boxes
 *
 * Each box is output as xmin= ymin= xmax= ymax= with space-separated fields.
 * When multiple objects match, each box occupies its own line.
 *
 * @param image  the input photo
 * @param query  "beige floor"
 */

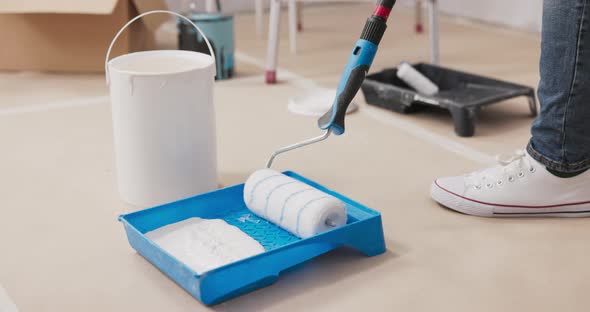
xmin=2 ymin=4 xmax=590 ymax=312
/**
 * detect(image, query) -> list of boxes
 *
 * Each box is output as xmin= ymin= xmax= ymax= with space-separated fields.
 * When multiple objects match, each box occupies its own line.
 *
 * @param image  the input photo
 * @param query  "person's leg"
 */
xmin=430 ymin=0 xmax=590 ymax=217
xmin=528 ymin=0 xmax=590 ymax=174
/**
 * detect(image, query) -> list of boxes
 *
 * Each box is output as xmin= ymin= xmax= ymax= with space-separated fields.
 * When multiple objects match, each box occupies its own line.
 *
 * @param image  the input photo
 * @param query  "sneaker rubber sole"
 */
xmin=431 ymin=179 xmax=590 ymax=217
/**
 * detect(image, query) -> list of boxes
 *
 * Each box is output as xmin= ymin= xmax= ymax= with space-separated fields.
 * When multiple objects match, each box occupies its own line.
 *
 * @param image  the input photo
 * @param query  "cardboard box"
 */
xmin=0 ymin=0 xmax=169 ymax=72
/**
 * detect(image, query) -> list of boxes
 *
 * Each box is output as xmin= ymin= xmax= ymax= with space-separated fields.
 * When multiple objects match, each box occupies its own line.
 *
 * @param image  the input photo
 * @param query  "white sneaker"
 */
xmin=430 ymin=150 xmax=590 ymax=217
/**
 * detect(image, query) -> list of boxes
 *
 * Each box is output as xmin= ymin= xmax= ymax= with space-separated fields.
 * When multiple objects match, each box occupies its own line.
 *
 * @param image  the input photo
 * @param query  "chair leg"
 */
xmin=288 ymin=0 xmax=297 ymax=54
xmin=415 ymin=0 xmax=423 ymax=33
xmin=205 ymin=0 xmax=216 ymax=13
xmin=266 ymin=0 xmax=281 ymax=84
xmin=428 ymin=0 xmax=440 ymax=64
xmin=255 ymin=0 xmax=264 ymax=37
xmin=297 ymin=1 xmax=303 ymax=32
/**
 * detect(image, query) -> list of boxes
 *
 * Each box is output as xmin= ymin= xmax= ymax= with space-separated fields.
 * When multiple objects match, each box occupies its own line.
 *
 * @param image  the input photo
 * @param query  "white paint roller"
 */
xmin=243 ymin=169 xmax=347 ymax=238
xmin=396 ymin=62 xmax=439 ymax=95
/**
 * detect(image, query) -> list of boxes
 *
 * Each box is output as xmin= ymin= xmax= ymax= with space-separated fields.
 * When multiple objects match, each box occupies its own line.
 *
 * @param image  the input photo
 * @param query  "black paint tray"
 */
xmin=361 ymin=63 xmax=537 ymax=137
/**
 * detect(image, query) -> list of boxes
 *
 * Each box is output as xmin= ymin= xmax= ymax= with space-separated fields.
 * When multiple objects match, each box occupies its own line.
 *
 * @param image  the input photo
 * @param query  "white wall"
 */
xmin=433 ymin=0 xmax=543 ymax=32
xmin=167 ymin=0 xmax=543 ymax=33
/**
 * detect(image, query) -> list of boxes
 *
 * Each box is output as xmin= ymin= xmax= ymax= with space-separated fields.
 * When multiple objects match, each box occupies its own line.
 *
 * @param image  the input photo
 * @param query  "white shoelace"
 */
xmin=465 ymin=150 xmax=536 ymax=189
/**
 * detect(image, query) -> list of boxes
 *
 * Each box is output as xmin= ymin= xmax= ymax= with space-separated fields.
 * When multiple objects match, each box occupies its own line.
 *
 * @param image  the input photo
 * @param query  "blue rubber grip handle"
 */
xmin=318 ymin=39 xmax=378 ymax=135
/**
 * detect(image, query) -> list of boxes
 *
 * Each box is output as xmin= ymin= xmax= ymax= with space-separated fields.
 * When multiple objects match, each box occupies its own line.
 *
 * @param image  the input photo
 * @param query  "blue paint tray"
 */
xmin=118 ymin=171 xmax=386 ymax=305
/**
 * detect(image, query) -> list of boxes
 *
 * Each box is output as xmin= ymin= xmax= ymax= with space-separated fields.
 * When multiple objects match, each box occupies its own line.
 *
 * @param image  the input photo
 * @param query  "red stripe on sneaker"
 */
xmin=434 ymin=180 xmax=590 ymax=209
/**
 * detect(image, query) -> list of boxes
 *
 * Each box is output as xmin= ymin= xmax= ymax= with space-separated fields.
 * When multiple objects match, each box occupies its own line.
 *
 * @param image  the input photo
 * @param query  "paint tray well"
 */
xmin=118 ymin=171 xmax=386 ymax=305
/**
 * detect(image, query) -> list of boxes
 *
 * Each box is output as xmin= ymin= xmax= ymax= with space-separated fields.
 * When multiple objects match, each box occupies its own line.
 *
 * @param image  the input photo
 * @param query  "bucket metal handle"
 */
xmin=105 ymin=10 xmax=217 ymax=85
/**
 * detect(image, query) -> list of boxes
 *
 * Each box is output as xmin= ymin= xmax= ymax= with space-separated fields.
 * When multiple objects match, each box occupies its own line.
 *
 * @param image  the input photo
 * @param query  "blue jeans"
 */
xmin=527 ymin=0 xmax=590 ymax=173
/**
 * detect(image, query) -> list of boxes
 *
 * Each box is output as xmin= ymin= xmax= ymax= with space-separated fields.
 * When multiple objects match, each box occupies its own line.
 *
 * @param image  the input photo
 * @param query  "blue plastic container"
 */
xmin=178 ymin=13 xmax=235 ymax=80
xmin=119 ymin=171 xmax=386 ymax=305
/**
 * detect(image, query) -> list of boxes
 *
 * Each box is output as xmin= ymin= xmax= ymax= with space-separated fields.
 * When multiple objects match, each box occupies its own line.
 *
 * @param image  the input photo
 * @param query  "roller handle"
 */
xmin=318 ymin=63 xmax=369 ymax=135
xmin=317 ymin=0 xmax=395 ymax=135
xmin=378 ymin=0 xmax=396 ymax=9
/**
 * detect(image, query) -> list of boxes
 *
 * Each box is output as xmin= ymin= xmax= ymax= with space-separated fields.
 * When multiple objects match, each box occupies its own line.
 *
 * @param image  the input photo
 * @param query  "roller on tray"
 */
xmin=119 ymin=0 xmax=395 ymax=305
xmin=253 ymin=0 xmax=396 ymax=237
xmin=243 ymin=169 xmax=347 ymax=239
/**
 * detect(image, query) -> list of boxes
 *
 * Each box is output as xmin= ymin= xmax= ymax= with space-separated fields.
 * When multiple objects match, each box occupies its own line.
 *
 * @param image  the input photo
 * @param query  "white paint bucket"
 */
xmin=105 ymin=11 xmax=217 ymax=207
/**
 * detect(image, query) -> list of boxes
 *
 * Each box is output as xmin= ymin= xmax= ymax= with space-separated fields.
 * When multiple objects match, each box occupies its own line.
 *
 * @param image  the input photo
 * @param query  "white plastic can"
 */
xmin=105 ymin=11 xmax=217 ymax=207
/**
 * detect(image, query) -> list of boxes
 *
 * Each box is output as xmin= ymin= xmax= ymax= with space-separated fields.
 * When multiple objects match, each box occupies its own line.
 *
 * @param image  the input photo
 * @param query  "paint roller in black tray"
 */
xmin=396 ymin=61 xmax=439 ymax=95
xmin=242 ymin=0 xmax=397 ymax=239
